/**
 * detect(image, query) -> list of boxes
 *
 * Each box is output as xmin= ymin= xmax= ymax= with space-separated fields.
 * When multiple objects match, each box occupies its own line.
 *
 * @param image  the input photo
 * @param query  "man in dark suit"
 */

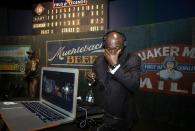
xmin=87 ymin=31 xmax=141 ymax=131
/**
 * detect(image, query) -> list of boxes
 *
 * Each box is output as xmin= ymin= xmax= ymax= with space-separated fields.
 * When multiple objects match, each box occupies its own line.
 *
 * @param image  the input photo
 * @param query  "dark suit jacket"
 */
xmin=93 ymin=48 xmax=141 ymax=125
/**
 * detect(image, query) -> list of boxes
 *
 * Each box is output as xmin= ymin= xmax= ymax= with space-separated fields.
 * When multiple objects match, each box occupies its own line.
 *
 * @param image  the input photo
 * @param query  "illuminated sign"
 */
xmin=136 ymin=44 xmax=195 ymax=96
xmin=32 ymin=0 xmax=108 ymax=35
xmin=53 ymin=0 xmax=87 ymax=8
xmin=34 ymin=3 xmax=45 ymax=15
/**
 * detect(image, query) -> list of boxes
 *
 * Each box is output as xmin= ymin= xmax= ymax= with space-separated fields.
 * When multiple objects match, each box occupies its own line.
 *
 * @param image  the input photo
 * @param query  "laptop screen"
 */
xmin=40 ymin=67 xmax=79 ymax=118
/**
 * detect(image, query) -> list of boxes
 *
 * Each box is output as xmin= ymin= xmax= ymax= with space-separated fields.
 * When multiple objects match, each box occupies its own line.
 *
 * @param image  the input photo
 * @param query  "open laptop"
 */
xmin=0 ymin=67 xmax=79 ymax=131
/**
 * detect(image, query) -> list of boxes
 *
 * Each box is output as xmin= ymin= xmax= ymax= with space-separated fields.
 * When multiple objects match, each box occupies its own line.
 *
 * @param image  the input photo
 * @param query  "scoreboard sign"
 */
xmin=32 ymin=0 xmax=108 ymax=35
xmin=53 ymin=0 xmax=87 ymax=8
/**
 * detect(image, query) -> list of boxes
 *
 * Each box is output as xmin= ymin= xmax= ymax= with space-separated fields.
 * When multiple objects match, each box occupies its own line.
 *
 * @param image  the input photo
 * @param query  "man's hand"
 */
xmin=104 ymin=49 xmax=121 ymax=66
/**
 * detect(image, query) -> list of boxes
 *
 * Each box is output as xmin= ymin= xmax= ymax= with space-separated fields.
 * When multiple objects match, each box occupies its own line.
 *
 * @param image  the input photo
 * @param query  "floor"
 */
xmin=0 ymin=115 xmax=191 ymax=131
xmin=0 ymin=97 xmax=192 ymax=131
xmin=132 ymin=119 xmax=190 ymax=131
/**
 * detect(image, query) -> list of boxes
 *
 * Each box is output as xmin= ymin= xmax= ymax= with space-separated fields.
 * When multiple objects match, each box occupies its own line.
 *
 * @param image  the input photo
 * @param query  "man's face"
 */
xmin=104 ymin=32 xmax=124 ymax=54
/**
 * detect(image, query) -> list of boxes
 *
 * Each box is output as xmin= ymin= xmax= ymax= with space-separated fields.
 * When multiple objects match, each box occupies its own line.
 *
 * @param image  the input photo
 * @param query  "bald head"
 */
xmin=103 ymin=31 xmax=126 ymax=55
xmin=104 ymin=32 xmax=124 ymax=48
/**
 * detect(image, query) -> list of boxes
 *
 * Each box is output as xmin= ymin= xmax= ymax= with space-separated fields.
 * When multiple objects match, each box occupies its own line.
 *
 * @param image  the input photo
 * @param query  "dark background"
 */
xmin=0 ymin=0 xmax=195 ymax=36
xmin=0 ymin=0 xmax=195 ymax=131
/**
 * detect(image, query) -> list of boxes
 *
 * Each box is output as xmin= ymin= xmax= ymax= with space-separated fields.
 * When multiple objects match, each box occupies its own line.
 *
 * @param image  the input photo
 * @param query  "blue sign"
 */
xmin=47 ymin=38 xmax=103 ymax=68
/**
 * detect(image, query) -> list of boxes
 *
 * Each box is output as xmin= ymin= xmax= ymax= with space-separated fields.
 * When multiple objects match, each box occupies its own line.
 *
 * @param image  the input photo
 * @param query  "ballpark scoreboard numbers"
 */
xmin=32 ymin=0 xmax=108 ymax=35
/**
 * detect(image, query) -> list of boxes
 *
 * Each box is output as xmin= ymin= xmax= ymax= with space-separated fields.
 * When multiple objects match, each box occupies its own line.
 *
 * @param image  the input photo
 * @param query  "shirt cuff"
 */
xmin=109 ymin=64 xmax=121 ymax=74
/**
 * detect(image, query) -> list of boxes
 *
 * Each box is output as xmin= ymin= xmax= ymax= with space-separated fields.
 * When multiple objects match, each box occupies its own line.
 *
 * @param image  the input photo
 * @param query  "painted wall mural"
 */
xmin=136 ymin=44 xmax=195 ymax=96
xmin=0 ymin=45 xmax=31 ymax=74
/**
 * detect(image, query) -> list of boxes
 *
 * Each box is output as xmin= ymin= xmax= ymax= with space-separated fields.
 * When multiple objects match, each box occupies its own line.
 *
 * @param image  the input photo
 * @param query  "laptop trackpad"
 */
xmin=1 ymin=107 xmax=47 ymax=131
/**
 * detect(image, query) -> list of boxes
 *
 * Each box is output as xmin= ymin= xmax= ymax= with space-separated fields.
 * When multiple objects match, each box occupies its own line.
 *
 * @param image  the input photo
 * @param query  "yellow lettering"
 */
xmin=66 ymin=56 xmax=74 ymax=63
xmin=75 ymin=56 xmax=82 ymax=63
xmin=66 ymin=56 xmax=97 ymax=64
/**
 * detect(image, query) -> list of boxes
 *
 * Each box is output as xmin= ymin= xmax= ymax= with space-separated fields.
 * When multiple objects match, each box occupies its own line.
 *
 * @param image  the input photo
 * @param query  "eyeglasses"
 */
xmin=104 ymin=46 xmax=121 ymax=51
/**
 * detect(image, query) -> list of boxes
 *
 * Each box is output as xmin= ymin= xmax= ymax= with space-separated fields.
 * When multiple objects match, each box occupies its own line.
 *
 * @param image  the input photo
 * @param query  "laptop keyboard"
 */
xmin=22 ymin=102 xmax=65 ymax=123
